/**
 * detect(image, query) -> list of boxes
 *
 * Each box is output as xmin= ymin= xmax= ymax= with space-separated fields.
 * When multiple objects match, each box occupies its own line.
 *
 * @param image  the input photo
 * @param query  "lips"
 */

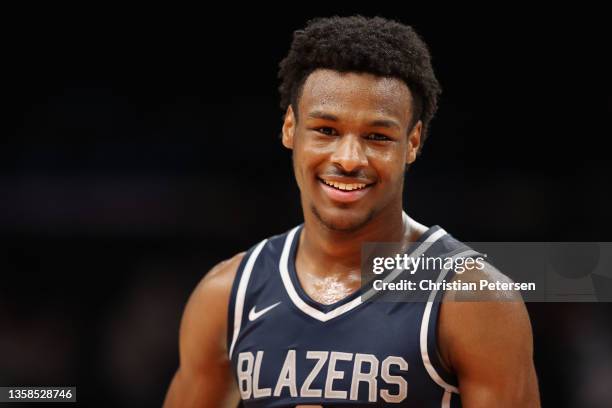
xmin=318 ymin=177 xmax=374 ymax=203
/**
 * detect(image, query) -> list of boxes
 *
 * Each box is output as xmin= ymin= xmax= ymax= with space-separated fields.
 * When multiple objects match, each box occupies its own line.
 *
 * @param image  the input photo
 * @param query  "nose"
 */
xmin=330 ymin=134 xmax=368 ymax=173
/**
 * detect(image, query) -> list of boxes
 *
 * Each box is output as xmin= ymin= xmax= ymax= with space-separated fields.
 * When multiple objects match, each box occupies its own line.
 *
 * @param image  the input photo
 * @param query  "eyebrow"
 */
xmin=307 ymin=110 xmax=401 ymax=130
xmin=369 ymin=119 xmax=401 ymax=130
xmin=308 ymin=111 xmax=339 ymax=121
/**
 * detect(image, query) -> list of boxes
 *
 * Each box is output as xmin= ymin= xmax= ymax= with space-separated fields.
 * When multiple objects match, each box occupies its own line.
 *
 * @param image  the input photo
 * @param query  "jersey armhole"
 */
xmin=420 ymin=248 xmax=483 ymax=394
xmin=226 ymin=250 xmax=252 ymax=356
xmin=425 ymin=291 xmax=461 ymax=390
xmin=226 ymin=239 xmax=269 ymax=360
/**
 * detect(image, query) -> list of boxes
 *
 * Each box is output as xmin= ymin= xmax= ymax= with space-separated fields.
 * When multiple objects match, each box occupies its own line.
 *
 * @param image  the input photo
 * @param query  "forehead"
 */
xmin=298 ymin=69 xmax=413 ymax=124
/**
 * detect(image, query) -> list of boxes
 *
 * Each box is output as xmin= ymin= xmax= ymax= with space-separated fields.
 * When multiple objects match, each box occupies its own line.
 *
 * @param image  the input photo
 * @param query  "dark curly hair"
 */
xmin=278 ymin=15 xmax=441 ymax=153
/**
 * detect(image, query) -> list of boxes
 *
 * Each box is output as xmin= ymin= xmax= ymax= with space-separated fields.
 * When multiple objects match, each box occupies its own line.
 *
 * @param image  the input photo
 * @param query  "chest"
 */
xmin=232 ymin=301 xmax=437 ymax=407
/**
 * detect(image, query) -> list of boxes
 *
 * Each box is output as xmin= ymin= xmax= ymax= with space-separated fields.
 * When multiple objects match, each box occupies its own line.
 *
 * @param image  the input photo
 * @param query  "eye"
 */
xmin=314 ymin=127 xmax=338 ymax=136
xmin=366 ymin=133 xmax=392 ymax=141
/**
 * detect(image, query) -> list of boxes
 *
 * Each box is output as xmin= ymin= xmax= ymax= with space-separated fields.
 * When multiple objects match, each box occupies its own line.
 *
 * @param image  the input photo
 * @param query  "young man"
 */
xmin=163 ymin=16 xmax=540 ymax=407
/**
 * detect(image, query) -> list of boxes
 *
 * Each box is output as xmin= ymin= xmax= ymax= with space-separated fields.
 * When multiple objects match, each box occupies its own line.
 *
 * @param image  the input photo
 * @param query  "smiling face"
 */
xmin=282 ymin=69 xmax=422 ymax=232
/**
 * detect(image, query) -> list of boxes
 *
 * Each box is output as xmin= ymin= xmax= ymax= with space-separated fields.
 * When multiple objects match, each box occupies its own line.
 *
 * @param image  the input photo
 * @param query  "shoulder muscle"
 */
xmin=438 ymin=262 xmax=540 ymax=407
xmin=180 ymin=252 xmax=245 ymax=369
xmin=163 ymin=252 xmax=245 ymax=408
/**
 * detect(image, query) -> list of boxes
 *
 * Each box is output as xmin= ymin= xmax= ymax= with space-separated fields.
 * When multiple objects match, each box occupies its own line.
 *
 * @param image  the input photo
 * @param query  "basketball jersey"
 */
xmin=227 ymin=221 xmax=479 ymax=407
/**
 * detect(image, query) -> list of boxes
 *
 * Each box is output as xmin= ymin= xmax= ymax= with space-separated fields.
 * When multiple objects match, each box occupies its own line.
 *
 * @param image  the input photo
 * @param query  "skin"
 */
xmin=284 ymin=70 xmax=423 ymax=303
xmin=163 ymin=68 xmax=540 ymax=407
xmin=162 ymin=254 xmax=243 ymax=408
xmin=439 ymin=264 xmax=541 ymax=407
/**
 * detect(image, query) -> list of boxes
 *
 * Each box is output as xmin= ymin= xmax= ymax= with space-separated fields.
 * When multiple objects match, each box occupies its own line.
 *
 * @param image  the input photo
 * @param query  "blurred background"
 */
xmin=2 ymin=5 xmax=611 ymax=408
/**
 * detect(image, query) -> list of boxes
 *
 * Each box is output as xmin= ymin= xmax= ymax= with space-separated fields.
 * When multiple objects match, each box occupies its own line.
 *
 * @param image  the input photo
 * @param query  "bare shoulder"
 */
xmin=164 ymin=252 xmax=246 ymax=408
xmin=445 ymin=260 xmax=523 ymax=302
xmin=179 ymin=252 xmax=246 ymax=364
xmin=437 ymin=261 xmax=539 ymax=406
xmin=192 ymin=252 xmax=246 ymax=303
xmin=439 ymin=261 xmax=531 ymax=351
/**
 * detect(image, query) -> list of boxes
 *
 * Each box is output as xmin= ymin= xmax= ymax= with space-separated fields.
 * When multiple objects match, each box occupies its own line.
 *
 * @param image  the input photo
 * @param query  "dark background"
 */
xmin=2 ymin=6 xmax=611 ymax=408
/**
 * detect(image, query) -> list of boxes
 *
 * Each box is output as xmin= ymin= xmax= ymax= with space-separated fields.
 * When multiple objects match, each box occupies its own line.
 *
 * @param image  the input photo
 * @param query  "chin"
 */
xmin=311 ymin=204 xmax=375 ymax=233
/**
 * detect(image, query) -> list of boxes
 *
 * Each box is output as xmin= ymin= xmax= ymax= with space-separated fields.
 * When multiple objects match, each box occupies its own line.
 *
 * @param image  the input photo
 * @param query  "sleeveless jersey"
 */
xmin=227 ymin=221 xmax=479 ymax=407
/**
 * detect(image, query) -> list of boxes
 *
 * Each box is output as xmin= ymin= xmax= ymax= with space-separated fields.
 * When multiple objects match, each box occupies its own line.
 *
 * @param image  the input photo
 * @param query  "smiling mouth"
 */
xmin=319 ymin=178 xmax=371 ymax=191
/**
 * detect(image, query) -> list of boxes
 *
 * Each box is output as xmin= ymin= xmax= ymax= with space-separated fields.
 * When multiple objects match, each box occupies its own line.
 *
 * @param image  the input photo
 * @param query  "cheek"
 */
xmin=368 ymin=147 xmax=407 ymax=183
xmin=295 ymin=137 xmax=328 ymax=171
xmin=292 ymin=151 xmax=306 ymax=193
xmin=292 ymin=137 xmax=324 ymax=191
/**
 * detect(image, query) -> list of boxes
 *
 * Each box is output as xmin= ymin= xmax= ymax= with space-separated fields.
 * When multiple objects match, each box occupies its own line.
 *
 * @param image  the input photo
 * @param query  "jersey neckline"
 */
xmin=278 ymin=218 xmax=446 ymax=322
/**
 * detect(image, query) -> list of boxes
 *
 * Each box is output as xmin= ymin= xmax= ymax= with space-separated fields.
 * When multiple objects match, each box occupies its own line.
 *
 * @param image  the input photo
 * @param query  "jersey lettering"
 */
xmin=300 ymin=351 xmax=328 ymax=398
xmin=350 ymin=353 xmax=379 ymax=402
xmin=324 ymin=351 xmax=352 ymax=399
xmin=253 ymin=351 xmax=271 ymax=398
xmin=274 ymin=350 xmax=298 ymax=397
xmin=380 ymin=356 xmax=409 ymax=403
xmin=237 ymin=352 xmax=254 ymax=399
xmin=237 ymin=350 xmax=408 ymax=403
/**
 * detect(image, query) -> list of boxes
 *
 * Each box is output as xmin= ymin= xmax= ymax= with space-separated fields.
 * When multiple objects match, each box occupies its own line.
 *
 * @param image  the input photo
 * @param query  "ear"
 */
xmin=406 ymin=120 xmax=422 ymax=164
xmin=282 ymin=105 xmax=296 ymax=150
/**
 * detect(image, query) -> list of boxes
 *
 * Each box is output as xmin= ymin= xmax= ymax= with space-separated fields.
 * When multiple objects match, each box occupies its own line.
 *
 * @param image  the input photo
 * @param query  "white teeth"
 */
xmin=322 ymin=179 xmax=367 ymax=191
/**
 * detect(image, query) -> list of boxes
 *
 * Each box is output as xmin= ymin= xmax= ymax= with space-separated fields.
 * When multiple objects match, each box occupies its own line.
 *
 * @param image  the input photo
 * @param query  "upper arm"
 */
xmin=439 ymin=263 xmax=541 ymax=408
xmin=163 ymin=252 xmax=245 ymax=408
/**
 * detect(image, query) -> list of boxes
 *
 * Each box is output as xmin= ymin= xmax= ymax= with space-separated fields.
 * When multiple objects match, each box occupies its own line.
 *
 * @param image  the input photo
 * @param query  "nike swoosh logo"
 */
xmin=248 ymin=302 xmax=281 ymax=321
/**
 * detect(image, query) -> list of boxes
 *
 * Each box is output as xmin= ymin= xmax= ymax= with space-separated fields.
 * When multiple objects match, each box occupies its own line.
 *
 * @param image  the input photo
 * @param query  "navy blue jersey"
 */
xmin=227 ymin=220 xmax=479 ymax=407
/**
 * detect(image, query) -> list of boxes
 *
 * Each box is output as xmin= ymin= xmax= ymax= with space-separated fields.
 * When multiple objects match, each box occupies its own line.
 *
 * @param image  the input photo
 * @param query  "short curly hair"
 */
xmin=278 ymin=15 xmax=441 ymax=153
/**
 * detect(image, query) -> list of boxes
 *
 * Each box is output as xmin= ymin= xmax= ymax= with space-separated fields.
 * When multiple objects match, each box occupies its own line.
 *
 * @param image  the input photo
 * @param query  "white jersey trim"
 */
xmin=228 ymin=238 xmax=268 ymax=359
xmin=420 ymin=248 xmax=481 ymax=395
xmin=279 ymin=215 xmax=447 ymax=322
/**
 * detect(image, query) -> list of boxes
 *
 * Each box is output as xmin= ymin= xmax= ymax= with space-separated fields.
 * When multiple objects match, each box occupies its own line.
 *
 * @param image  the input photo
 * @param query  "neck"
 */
xmin=299 ymin=204 xmax=407 ymax=276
